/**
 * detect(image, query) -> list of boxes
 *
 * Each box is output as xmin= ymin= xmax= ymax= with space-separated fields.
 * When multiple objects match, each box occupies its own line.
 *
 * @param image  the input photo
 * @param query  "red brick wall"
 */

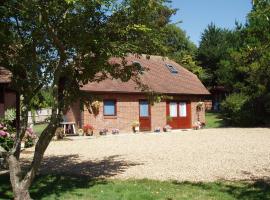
xmin=65 ymin=93 xmax=206 ymax=133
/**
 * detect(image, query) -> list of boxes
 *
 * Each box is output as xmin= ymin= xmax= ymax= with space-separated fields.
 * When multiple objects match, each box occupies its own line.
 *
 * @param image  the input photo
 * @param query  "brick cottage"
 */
xmin=65 ymin=55 xmax=210 ymax=132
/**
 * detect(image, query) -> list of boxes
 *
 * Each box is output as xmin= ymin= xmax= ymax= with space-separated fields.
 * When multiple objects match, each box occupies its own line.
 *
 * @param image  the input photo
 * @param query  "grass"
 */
xmin=205 ymin=111 xmax=226 ymax=128
xmin=0 ymin=174 xmax=269 ymax=200
xmin=33 ymin=123 xmax=48 ymax=136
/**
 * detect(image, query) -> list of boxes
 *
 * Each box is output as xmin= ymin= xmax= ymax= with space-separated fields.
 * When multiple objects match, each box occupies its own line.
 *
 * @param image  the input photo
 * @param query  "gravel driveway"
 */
xmin=23 ymin=128 xmax=270 ymax=182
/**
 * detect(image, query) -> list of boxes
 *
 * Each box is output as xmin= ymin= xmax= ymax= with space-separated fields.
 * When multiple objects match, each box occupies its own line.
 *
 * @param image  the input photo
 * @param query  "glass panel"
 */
xmin=179 ymin=102 xmax=187 ymax=117
xmin=170 ymin=102 xmax=177 ymax=117
xmin=104 ymin=100 xmax=115 ymax=115
xmin=140 ymin=101 xmax=149 ymax=117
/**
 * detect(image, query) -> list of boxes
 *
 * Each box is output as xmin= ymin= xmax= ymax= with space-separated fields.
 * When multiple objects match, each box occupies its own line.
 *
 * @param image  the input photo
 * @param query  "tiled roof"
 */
xmin=0 ymin=67 xmax=12 ymax=83
xmin=82 ymin=55 xmax=210 ymax=95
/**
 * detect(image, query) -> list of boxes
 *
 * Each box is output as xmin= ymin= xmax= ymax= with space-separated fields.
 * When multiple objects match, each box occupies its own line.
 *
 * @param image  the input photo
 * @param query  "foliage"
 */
xmin=198 ymin=1 xmax=270 ymax=127
xmin=111 ymin=128 xmax=119 ymax=134
xmin=30 ymin=89 xmax=54 ymax=110
xmin=131 ymin=120 xmax=140 ymax=127
xmin=220 ymin=94 xmax=250 ymax=126
xmin=163 ymin=24 xmax=208 ymax=81
xmin=55 ymin=127 xmax=65 ymax=140
xmin=197 ymin=23 xmax=241 ymax=86
xmin=218 ymin=0 xmax=270 ymax=126
xmin=0 ymin=0 xmax=177 ymax=197
xmin=0 ymin=119 xmax=15 ymax=151
xmin=164 ymin=24 xmax=196 ymax=58
xmin=83 ymin=124 xmax=94 ymax=135
xmin=24 ymin=128 xmax=37 ymax=148
xmin=4 ymin=109 xmax=16 ymax=122
xmin=99 ymin=128 xmax=108 ymax=135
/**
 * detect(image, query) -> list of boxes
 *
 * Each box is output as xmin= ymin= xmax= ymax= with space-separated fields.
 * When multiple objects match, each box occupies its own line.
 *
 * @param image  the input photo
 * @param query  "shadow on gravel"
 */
xmin=0 ymin=154 xmax=141 ymax=199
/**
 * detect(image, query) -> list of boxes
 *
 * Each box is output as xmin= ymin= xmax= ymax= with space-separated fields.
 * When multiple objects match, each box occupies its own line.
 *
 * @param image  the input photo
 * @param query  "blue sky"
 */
xmin=170 ymin=0 xmax=252 ymax=46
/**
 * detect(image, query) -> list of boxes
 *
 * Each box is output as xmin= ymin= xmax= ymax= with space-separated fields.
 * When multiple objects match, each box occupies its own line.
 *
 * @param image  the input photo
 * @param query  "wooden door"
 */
xmin=178 ymin=102 xmax=191 ymax=129
xmin=139 ymin=100 xmax=151 ymax=131
xmin=166 ymin=101 xmax=179 ymax=129
xmin=166 ymin=101 xmax=191 ymax=129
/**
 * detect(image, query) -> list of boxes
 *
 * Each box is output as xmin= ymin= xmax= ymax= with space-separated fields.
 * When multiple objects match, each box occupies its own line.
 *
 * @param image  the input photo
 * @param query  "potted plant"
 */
xmin=131 ymin=120 xmax=140 ymax=133
xmin=112 ymin=128 xmax=119 ymax=134
xmin=99 ymin=128 xmax=108 ymax=135
xmin=83 ymin=124 xmax=94 ymax=136
xmin=77 ymin=129 xmax=84 ymax=136
xmin=163 ymin=125 xmax=172 ymax=132
xmin=154 ymin=127 xmax=161 ymax=133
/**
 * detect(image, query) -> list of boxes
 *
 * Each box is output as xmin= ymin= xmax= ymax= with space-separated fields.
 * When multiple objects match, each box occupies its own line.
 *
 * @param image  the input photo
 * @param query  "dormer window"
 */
xmin=132 ymin=61 xmax=143 ymax=70
xmin=166 ymin=64 xmax=178 ymax=74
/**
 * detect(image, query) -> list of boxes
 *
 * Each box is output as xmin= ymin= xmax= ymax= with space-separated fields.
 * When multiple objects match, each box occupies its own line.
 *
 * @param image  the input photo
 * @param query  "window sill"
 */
xmin=104 ymin=116 xmax=117 ymax=119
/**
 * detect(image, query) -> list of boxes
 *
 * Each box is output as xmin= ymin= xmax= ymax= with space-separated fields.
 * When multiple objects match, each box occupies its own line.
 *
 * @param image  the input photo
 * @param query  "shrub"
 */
xmin=0 ymin=121 xmax=15 ymax=151
xmin=55 ymin=127 xmax=65 ymax=140
xmin=221 ymin=93 xmax=267 ymax=126
xmin=24 ymin=128 xmax=37 ymax=148
xmin=4 ymin=108 xmax=16 ymax=122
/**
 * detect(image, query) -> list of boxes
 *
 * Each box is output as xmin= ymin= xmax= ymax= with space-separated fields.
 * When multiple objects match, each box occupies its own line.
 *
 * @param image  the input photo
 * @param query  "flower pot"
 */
xmin=133 ymin=126 xmax=139 ymax=133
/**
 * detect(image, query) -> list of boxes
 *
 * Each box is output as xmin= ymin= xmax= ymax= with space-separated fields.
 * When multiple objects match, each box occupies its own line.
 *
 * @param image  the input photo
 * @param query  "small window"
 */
xmin=166 ymin=64 xmax=178 ymax=74
xmin=133 ymin=61 xmax=144 ymax=71
xmin=179 ymin=102 xmax=187 ymax=117
xmin=169 ymin=102 xmax=178 ymax=117
xmin=103 ymin=100 xmax=116 ymax=116
xmin=140 ymin=100 xmax=149 ymax=117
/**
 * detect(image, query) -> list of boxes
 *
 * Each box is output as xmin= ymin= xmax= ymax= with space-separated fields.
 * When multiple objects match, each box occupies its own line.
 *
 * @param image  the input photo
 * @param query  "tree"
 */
xmin=197 ymin=23 xmax=239 ymax=86
xmin=218 ymin=0 xmax=270 ymax=125
xmin=163 ymin=24 xmax=208 ymax=81
xmin=0 ymin=0 xmax=175 ymax=199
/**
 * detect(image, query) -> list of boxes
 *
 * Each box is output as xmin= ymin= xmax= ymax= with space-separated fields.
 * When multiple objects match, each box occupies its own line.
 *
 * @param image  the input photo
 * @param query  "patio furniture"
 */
xmin=60 ymin=122 xmax=77 ymax=135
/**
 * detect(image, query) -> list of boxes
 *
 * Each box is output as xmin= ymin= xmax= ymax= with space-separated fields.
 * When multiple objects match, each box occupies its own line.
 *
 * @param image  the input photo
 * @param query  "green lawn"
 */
xmin=1 ymin=174 xmax=269 ymax=200
xmin=33 ymin=123 xmax=48 ymax=136
xmin=205 ymin=112 xmax=226 ymax=128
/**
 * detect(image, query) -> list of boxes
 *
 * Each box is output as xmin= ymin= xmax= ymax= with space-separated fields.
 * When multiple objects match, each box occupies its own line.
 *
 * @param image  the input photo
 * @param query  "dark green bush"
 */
xmin=221 ymin=93 xmax=270 ymax=126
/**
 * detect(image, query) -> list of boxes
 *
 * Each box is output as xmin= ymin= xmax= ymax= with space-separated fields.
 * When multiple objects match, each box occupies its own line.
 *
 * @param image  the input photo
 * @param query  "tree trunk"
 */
xmin=13 ymin=189 xmax=31 ymax=200
xmin=8 ymin=155 xmax=32 ymax=200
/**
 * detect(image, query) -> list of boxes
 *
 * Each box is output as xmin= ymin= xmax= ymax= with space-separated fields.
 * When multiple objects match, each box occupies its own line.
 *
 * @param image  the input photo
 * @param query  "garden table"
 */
xmin=60 ymin=122 xmax=76 ymax=135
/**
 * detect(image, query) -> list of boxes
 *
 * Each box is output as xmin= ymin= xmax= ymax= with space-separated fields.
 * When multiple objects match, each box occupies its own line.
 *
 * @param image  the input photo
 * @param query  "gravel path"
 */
xmin=22 ymin=128 xmax=270 ymax=182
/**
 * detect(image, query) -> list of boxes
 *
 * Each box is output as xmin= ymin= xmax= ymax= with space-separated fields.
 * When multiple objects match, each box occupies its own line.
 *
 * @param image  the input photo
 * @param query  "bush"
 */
xmin=221 ymin=93 xmax=269 ymax=126
xmin=55 ymin=127 xmax=65 ymax=140
xmin=24 ymin=128 xmax=37 ymax=148
xmin=0 ymin=121 xmax=15 ymax=151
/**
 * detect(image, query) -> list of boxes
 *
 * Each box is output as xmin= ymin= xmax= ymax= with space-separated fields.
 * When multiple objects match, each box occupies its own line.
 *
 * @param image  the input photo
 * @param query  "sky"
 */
xmin=170 ymin=0 xmax=252 ymax=46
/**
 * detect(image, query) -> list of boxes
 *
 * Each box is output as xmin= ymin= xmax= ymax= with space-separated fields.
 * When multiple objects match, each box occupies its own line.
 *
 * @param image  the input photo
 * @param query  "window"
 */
xmin=140 ymin=100 xmax=149 ymax=117
xmin=166 ymin=64 xmax=178 ymax=74
xmin=133 ymin=61 xmax=144 ymax=71
xmin=179 ymin=102 xmax=187 ymax=117
xmin=103 ymin=100 xmax=116 ymax=116
xmin=169 ymin=102 xmax=178 ymax=117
